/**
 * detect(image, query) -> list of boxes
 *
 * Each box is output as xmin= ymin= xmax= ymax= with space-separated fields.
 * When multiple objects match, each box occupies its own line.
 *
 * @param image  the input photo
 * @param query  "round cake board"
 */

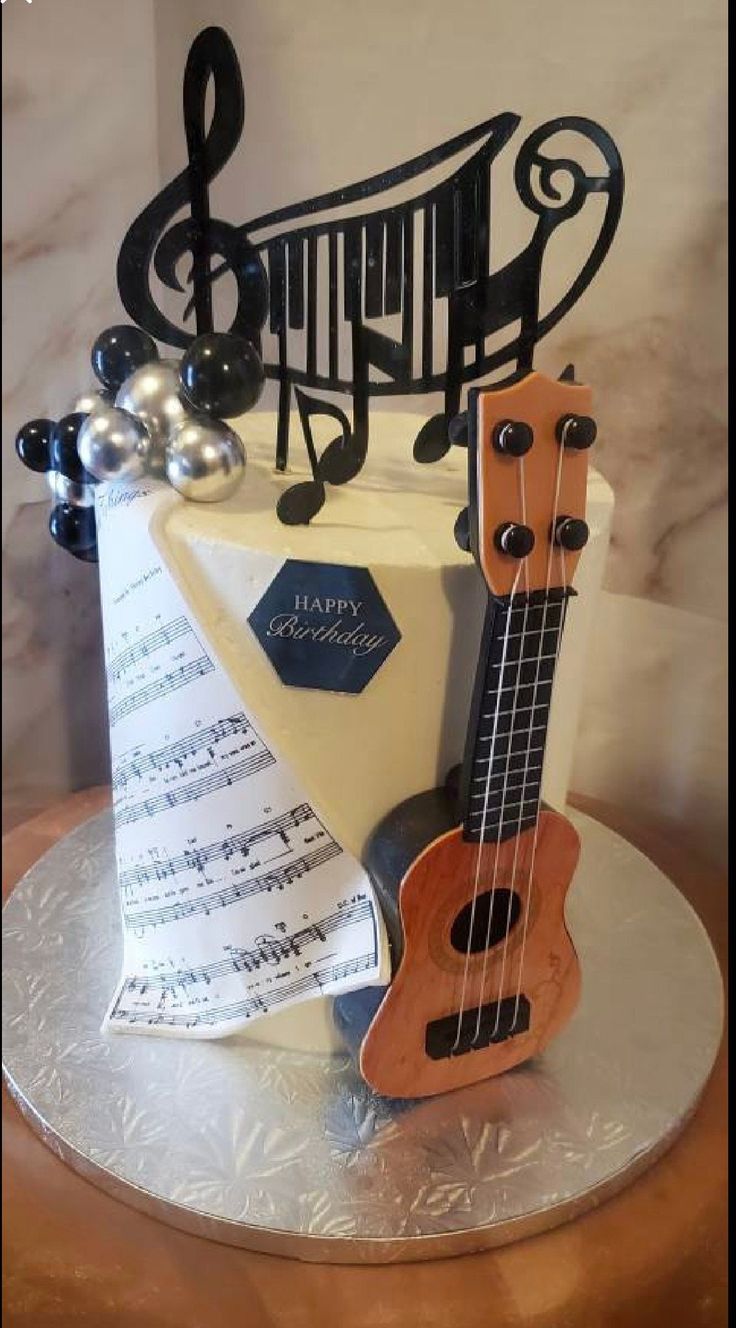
xmin=1 ymin=808 xmax=723 ymax=1264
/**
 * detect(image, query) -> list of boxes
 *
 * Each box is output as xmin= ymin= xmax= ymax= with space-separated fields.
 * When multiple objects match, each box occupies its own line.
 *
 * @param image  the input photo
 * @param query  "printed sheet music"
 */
xmin=95 ymin=482 xmax=388 ymax=1038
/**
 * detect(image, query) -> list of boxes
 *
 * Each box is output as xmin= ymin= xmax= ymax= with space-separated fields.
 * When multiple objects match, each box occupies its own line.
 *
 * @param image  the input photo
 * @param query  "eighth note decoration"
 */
xmin=15 ymin=24 xmax=623 ymax=554
xmin=15 ymin=321 xmax=263 ymax=559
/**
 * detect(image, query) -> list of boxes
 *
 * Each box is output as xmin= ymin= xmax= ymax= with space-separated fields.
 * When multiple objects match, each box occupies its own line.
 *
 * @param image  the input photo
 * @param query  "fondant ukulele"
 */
xmin=335 ymin=368 xmax=597 ymax=1097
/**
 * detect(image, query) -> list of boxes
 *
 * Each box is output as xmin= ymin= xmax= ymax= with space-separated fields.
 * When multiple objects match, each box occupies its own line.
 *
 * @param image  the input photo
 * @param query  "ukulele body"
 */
xmin=334 ymin=781 xmax=581 ymax=1099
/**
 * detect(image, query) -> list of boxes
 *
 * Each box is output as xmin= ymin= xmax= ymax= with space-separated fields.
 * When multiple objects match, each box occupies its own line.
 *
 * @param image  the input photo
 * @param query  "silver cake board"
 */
xmin=1 ymin=807 xmax=723 ymax=1264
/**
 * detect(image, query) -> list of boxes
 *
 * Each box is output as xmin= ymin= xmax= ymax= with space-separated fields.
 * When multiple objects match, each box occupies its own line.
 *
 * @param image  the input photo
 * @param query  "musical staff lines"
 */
xmin=123 ymin=897 xmax=374 ymax=993
xmin=123 ymin=841 xmax=342 ymax=930
xmin=112 ymin=711 xmax=276 ymax=827
xmin=110 ymin=952 xmax=376 ymax=1029
xmin=106 ymin=616 xmax=191 ymax=684
xmin=114 ymin=749 xmax=275 ymax=827
xmin=120 ymin=803 xmax=317 ymax=891
xmin=108 ymin=655 xmax=215 ymax=728
xmin=112 ymin=714 xmax=256 ymax=791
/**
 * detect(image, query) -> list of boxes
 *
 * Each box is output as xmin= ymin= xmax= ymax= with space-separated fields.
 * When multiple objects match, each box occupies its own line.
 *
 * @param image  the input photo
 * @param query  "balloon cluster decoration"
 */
xmin=15 ymin=322 xmax=264 ymax=562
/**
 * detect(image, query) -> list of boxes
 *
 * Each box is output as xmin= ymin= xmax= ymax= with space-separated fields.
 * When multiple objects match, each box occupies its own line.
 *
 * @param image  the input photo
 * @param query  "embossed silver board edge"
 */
xmin=2 ymin=809 xmax=723 ymax=1264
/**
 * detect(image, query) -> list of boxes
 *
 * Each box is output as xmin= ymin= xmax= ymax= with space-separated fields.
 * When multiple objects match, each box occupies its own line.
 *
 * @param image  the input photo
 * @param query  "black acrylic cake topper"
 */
xmin=117 ymin=25 xmax=623 ymax=524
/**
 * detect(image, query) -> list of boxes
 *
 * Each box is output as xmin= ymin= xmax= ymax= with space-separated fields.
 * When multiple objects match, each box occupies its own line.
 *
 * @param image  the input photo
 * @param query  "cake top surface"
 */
xmin=162 ymin=410 xmax=614 ymax=570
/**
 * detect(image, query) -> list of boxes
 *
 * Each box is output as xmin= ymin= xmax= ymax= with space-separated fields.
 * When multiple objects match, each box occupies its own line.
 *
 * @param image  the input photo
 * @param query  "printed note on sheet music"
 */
xmin=95 ymin=482 xmax=388 ymax=1038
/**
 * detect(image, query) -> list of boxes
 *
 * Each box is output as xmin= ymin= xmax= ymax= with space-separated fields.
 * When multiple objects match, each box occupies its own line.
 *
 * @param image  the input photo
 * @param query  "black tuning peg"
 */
xmin=551 ymin=516 xmax=589 ymax=551
xmin=454 ymin=507 xmax=471 ymax=552
xmin=448 ymin=412 xmax=468 ymax=446
xmin=493 ymin=419 xmax=533 ymax=457
xmin=495 ymin=522 xmax=535 ymax=559
xmin=556 ymin=414 xmax=597 ymax=449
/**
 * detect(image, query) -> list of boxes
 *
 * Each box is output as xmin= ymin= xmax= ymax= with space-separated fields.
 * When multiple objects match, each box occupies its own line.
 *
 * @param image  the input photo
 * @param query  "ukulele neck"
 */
xmin=459 ymin=587 xmax=573 ymax=843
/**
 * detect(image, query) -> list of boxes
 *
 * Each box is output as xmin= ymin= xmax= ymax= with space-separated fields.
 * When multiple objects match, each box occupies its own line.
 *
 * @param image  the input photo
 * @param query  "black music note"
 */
xmin=275 ymin=387 xmax=361 ymax=525
xmin=117 ymin=27 xmax=267 ymax=350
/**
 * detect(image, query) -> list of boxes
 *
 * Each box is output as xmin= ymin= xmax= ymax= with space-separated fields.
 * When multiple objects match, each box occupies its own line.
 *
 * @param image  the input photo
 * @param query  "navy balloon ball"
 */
xmin=15 ymin=418 xmax=55 ymax=473
xmin=51 ymin=414 xmax=95 ymax=483
xmin=179 ymin=332 xmax=264 ymax=418
xmin=70 ymin=544 xmax=99 ymax=564
xmin=49 ymin=503 xmax=97 ymax=555
xmin=91 ymin=325 xmax=159 ymax=392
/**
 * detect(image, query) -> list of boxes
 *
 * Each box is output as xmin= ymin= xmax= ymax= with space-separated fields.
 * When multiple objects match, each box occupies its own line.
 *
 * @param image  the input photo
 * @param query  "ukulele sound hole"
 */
xmin=450 ymin=889 xmax=521 ymax=954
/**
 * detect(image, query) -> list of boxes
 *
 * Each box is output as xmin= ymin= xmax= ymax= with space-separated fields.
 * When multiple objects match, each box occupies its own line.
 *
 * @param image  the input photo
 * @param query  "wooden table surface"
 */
xmin=2 ymin=789 xmax=728 ymax=1328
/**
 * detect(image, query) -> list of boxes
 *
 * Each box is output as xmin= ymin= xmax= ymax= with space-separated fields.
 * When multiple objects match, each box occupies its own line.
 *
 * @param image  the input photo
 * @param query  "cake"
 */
xmin=13 ymin=19 xmax=623 ymax=1089
xmin=93 ymin=408 xmax=613 ymax=1053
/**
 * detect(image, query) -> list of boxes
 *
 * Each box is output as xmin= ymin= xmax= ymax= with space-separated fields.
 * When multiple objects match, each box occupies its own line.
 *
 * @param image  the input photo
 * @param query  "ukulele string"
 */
xmin=496 ymin=578 xmax=568 ymax=1034
xmin=510 ymin=541 xmax=569 ymax=1026
xmin=451 ymin=559 xmax=523 ymax=1053
xmin=470 ymin=459 xmax=531 ymax=1046
xmin=505 ymin=430 xmax=570 ymax=1030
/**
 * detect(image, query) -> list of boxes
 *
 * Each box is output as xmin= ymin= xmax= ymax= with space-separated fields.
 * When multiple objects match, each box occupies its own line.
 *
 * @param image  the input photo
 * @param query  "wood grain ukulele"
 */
xmin=334 ymin=368 xmax=598 ymax=1098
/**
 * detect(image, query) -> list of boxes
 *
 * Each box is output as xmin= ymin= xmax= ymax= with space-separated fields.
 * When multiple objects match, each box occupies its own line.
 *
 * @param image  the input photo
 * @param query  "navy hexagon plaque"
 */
xmin=248 ymin=560 xmax=401 ymax=694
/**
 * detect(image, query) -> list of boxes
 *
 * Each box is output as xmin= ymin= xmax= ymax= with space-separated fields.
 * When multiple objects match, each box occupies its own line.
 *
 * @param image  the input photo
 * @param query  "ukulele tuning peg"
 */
xmin=556 ymin=413 xmax=597 ymax=449
xmin=448 ymin=412 xmax=468 ymax=447
xmin=495 ymin=521 xmax=535 ymax=559
xmin=492 ymin=419 xmax=533 ymax=457
xmin=552 ymin=515 xmax=589 ymax=551
xmin=454 ymin=506 xmax=471 ymax=552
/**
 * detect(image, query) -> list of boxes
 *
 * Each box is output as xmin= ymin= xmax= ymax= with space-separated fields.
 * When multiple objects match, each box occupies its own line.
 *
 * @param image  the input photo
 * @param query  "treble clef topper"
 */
xmin=117 ymin=26 xmax=267 ymax=351
xmin=115 ymin=24 xmax=624 ymax=526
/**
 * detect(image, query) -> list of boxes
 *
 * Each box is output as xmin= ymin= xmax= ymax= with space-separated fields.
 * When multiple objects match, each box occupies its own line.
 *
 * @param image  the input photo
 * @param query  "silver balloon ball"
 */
xmin=46 ymin=471 xmax=95 ymax=508
xmin=70 ymin=388 xmax=111 ymax=417
xmin=165 ymin=418 xmax=246 ymax=502
xmin=145 ymin=442 xmax=168 ymax=479
xmin=115 ymin=360 xmax=187 ymax=449
xmin=77 ymin=406 xmax=151 ymax=484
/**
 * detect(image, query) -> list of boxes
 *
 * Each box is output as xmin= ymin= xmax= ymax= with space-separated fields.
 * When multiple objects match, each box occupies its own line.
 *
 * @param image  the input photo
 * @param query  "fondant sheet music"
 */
xmin=95 ymin=482 xmax=388 ymax=1038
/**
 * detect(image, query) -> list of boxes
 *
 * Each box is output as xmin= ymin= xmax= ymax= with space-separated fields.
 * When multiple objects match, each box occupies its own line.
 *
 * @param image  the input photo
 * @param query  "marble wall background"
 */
xmin=2 ymin=0 xmax=727 ymax=864
xmin=2 ymin=0 xmax=159 ymax=831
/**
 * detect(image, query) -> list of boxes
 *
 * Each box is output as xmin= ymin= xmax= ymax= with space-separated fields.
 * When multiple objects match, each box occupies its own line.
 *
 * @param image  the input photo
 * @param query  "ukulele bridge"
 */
xmin=425 ymin=995 xmax=530 ymax=1059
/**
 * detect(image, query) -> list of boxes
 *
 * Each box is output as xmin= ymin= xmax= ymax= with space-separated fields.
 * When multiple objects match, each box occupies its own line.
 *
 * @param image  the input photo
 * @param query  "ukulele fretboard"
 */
xmin=460 ymin=588 xmax=572 ymax=843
